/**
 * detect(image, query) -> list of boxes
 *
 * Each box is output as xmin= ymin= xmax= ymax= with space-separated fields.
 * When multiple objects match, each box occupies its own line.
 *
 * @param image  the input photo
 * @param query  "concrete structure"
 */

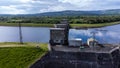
xmin=54 ymin=24 xmax=69 ymax=29
xmin=54 ymin=19 xmax=69 ymax=30
xmin=31 ymin=45 xmax=120 ymax=68
xmin=49 ymin=20 xmax=70 ymax=45
xmin=49 ymin=28 xmax=68 ymax=45
xmin=31 ymin=19 xmax=120 ymax=68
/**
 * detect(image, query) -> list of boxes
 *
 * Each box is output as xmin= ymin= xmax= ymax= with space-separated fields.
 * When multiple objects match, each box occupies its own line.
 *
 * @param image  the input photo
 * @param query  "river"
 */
xmin=0 ymin=24 xmax=120 ymax=44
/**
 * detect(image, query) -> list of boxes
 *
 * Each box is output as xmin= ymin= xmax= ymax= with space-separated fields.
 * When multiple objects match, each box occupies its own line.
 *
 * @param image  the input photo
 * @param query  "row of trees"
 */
xmin=1 ymin=15 xmax=120 ymax=24
xmin=69 ymin=15 xmax=120 ymax=24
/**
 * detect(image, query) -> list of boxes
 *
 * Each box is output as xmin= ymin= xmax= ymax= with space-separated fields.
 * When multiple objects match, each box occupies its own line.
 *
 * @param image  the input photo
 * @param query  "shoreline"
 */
xmin=0 ymin=21 xmax=120 ymax=28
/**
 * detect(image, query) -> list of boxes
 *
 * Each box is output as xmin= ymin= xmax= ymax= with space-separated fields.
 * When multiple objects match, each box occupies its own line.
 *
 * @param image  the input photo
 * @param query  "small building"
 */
xmin=49 ymin=28 xmax=68 ymax=45
xmin=54 ymin=24 xmax=69 ymax=30
xmin=69 ymin=38 xmax=82 ymax=47
xmin=87 ymin=38 xmax=98 ymax=47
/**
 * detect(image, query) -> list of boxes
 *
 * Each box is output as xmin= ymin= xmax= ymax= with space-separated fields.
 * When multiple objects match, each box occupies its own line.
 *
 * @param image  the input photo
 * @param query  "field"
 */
xmin=0 ymin=42 xmax=48 ymax=68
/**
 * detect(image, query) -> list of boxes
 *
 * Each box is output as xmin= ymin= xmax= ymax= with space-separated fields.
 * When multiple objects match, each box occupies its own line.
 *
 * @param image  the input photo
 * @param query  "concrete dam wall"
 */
xmin=30 ymin=51 xmax=120 ymax=68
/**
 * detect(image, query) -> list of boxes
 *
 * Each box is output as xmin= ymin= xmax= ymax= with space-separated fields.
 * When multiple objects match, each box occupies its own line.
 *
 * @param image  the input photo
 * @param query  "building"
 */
xmin=69 ymin=38 xmax=82 ymax=47
xmin=49 ymin=28 xmax=68 ymax=45
xmin=49 ymin=19 xmax=70 ymax=45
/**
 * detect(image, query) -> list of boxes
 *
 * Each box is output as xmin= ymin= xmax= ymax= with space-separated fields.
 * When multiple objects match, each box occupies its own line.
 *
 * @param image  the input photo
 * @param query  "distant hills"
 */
xmin=0 ymin=9 xmax=120 ymax=16
xmin=36 ymin=9 xmax=120 ymax=16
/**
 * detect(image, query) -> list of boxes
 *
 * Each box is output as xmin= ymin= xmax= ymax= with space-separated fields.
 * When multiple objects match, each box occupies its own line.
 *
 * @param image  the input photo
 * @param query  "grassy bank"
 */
xmin=70 ymin=21 xmax=120 ymax=28
xmin=0 ymin=23 xmax=54 ymax=27
xmin=0 ymin=42 xmax=48 ymax=68
xmin=0 ymin=21 xmax=120 ymax=28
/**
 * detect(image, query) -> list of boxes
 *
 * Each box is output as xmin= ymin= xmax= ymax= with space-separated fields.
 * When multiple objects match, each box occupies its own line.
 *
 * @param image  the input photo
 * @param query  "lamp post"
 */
xmin=18 ymin=22 xmax=23 ymax=44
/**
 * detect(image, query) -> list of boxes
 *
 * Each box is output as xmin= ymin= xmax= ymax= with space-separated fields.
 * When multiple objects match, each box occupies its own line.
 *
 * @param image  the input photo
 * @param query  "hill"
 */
xmin=31 ymin=9 xmax=120 ymax=16
xmin=0 ymin=9 xmax=120 ymax=16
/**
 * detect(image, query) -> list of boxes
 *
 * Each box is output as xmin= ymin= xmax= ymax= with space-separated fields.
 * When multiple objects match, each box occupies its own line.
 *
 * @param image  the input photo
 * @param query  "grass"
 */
xmin=0 ymin=42 xmax=48 ymax=68
xmin=0 ymin=23 xmax=54 ymax=27
xmin=70 ymin=21 xmax=120 ymax=28
xmin=0 ymin=21 xmax=120 ymax=28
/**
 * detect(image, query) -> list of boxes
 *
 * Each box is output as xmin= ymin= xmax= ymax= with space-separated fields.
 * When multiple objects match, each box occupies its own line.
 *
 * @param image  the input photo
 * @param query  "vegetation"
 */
xmin=0 ymin=42 xmax=48 ymax=68
xmin=1 ymin=15 xmax=120 ymax=24
xmin=0 ymin=15 xmax=120 ymax=28
xmin=0 ymin=23 xmax=54 ymax=27
xmin=70 ymin=21 xmax=120 ymax=28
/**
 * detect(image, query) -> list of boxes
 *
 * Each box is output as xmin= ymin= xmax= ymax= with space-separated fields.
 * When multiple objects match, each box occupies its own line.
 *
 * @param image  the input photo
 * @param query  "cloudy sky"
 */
xmin=0 ymin=0 xmax=120 ymax=14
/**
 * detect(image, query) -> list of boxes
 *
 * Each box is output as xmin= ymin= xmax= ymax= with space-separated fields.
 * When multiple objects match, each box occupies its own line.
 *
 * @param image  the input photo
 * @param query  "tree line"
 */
xmin=0 ymin=15 xmax=120 ymax=24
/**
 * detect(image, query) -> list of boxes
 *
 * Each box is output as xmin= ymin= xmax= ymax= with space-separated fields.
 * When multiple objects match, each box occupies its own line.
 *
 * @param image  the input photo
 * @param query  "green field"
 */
xmin=0 ymin=42 xmax=48 ymax=68
xmin=0 ymin=21 xmax=120 ymax=28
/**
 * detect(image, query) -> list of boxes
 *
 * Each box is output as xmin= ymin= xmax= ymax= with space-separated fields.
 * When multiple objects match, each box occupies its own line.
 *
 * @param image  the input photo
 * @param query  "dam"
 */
xmin=30 ymin=20 xmax=120 ymax=68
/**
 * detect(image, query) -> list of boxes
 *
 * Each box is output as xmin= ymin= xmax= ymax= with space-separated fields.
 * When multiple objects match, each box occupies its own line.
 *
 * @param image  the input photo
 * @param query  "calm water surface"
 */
xmin=69 ymin=24 xmax=120 ymax=44
xmin=0 ymin=26 xmax=49 ymax=43
xmin=0 ymin=24 xmax=120 ymax=44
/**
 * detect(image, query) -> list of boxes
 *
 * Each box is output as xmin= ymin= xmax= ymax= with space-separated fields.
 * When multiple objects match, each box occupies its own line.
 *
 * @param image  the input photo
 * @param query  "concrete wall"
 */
xmin=30 ymin=50 xmax=120 ymax=68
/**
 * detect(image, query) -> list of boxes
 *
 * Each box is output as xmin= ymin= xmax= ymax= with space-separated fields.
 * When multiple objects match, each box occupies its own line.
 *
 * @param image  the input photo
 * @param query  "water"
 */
xmin=69 ymin=24 xmax=120 ymax=44
xmin=0 ymin=26 xmax=49 ymax=43
xmin=0 ymin=24 xmax=120 ymax=44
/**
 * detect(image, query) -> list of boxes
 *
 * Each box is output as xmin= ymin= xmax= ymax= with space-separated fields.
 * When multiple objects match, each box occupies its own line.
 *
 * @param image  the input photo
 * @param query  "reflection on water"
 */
xmin=69 ymin=24 xmax=120 ymax=44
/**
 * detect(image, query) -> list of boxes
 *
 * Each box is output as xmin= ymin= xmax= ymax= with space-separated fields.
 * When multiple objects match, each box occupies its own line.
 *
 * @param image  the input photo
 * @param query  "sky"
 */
xmin=0 ymin=0 xmax=120 ymax=14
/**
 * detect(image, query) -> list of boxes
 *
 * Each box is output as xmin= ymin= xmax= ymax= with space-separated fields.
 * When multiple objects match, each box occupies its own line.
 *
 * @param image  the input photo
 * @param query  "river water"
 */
xmin=0 ymin=24 xmax=120 ymax=44
xmin=69 ymin=24 xmax=120 ymax=44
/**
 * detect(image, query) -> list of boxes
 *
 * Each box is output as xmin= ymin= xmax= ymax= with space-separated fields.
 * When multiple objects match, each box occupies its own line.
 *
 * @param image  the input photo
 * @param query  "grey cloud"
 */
xmin=0 ymin=0 xmax=120 ymax=14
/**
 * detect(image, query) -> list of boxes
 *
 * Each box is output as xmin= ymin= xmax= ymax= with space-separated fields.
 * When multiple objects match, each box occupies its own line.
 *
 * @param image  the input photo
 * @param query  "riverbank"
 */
xmin=0 ymin=42 xmax=48 ymax=68
xmin=0 ymin=21 xmax=120 ymax=28
xmin=70 ymin=21 xmax=120 ymax=29
xmin=0 ymin=23 xmax=54 ymax=27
